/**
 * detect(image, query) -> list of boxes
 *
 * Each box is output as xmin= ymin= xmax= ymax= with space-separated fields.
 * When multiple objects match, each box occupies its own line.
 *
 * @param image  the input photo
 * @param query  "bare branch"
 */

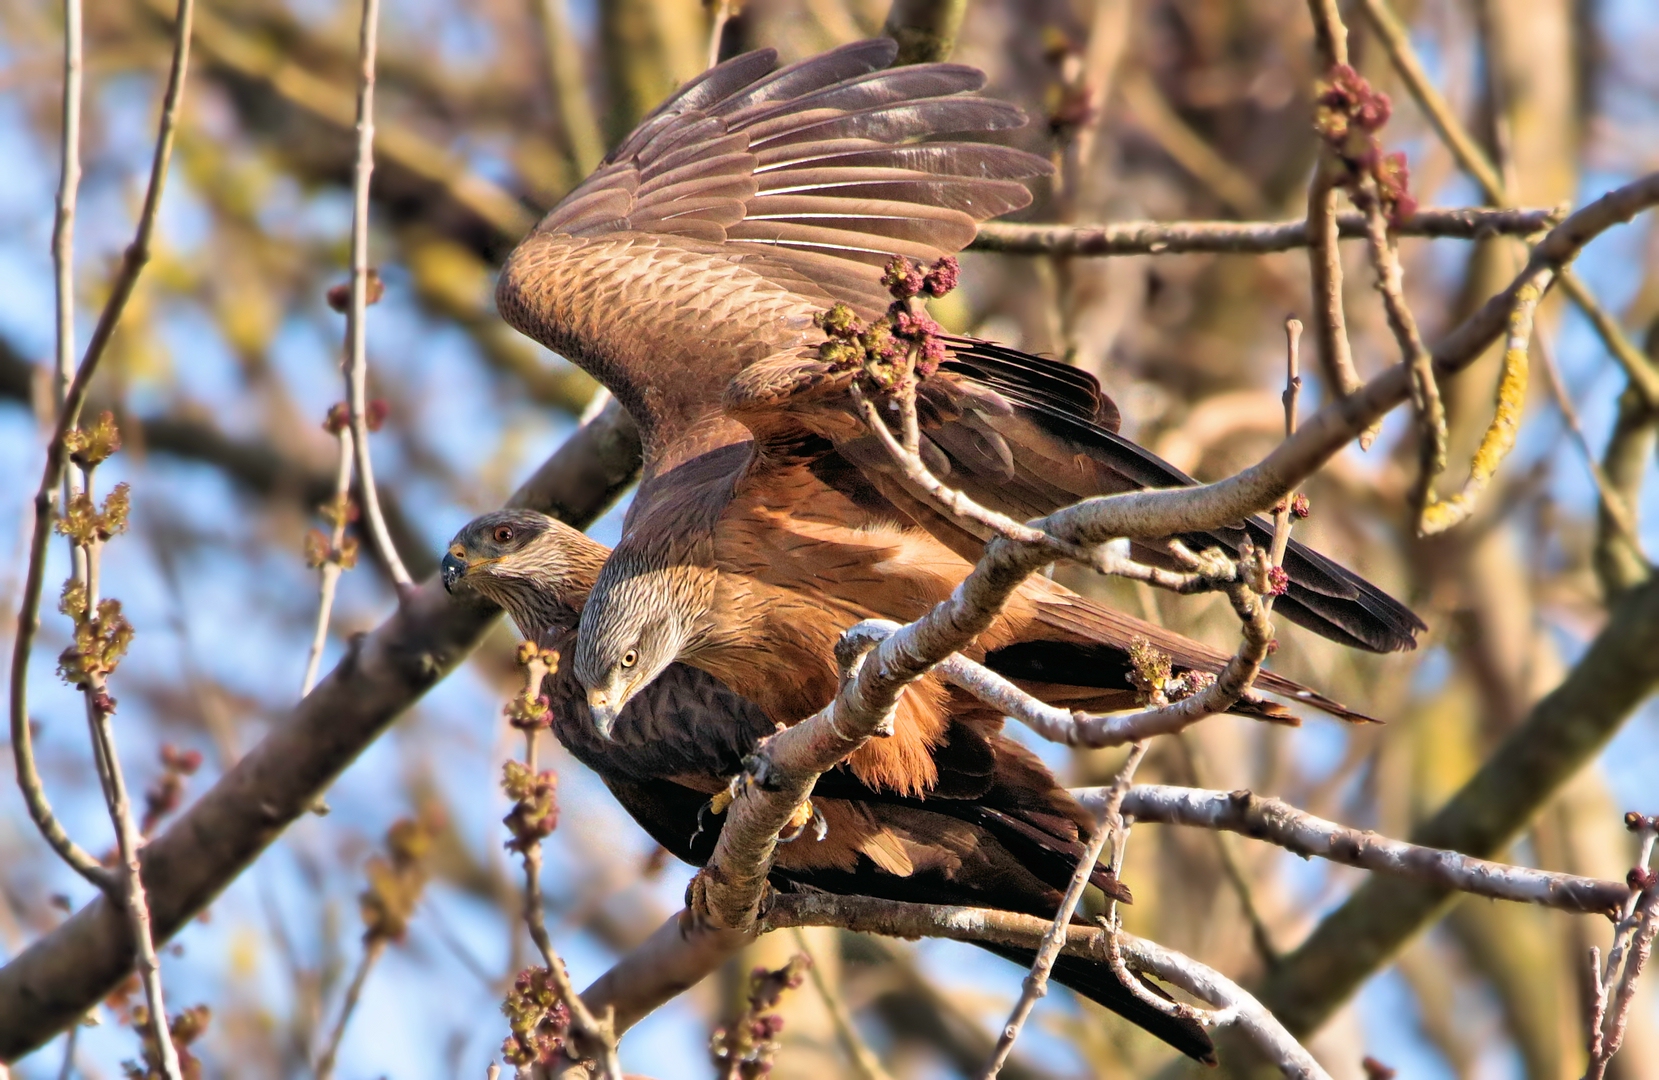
xmin=1092 ymin=785 xmax=1632 ymax=916
xmin=760 ymin=895 xmax=1331 ymax=1079
xmin=1355 ymin=190 xmax=1447 ymax=514
xmin=980 ymin=744 xmax=1146 ymax=1079
xmin=12 ymin=0 xmax=199 ymax=893
xmin=970 ymin=207 xmax=1562 ymax=256
xmin=935 ymin=559 xmax=1276 ymax=748
xmin=1301 ymin=0 xmax=1372 ymax=453
xmin=301 ymin=426 xmax=356 ymax=697
xmin=342 ymin=0 xmax=413 ymax=590
xmin=1584 ymin=817 xmax=1658 ymax=1080
xmin=1258 ymin=571 xmax=1659 ymax=1037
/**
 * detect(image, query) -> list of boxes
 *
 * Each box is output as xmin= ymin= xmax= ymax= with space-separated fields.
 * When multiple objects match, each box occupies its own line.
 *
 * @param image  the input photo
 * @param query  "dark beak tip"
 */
xmin=439 ymin=554 xmax=465 ymax=594
xmin=589 ymin=703 xmax=619 ymax=741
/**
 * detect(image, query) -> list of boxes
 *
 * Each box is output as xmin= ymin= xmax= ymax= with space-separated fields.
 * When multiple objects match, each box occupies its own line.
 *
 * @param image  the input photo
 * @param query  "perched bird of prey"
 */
xmin=492 ymin=39 xmax=1423 ymax=767
xmin=442 ymin=508 xmax=1217 ymax=1062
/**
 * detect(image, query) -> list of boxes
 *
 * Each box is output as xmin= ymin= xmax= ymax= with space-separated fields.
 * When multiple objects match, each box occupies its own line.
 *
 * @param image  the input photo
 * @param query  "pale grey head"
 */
xmin=572 ymin=549 xmax=711 ymax=739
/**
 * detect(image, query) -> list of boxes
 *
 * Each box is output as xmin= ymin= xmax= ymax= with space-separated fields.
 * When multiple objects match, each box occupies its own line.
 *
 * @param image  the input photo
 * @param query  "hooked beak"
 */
xmin=587 ymin=688 xmax=620 ymax=741
xmin=440 ymin=548 xmax=468 ymax=594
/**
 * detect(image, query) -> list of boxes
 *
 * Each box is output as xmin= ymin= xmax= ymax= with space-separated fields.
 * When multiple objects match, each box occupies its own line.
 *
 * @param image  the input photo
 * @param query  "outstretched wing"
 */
xmin=496 ymin=39 xmax=1050 ymax=464
xmin=726 ymin=336 xmax=1425 ymax=654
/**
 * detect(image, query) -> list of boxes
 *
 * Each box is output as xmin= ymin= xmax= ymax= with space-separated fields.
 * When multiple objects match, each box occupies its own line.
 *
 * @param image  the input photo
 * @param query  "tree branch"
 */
xmin=970 ymin=207 xmax=1560 ymax=254
xmin=1099 ymin=785 xmax=1632 ymax=916
xmin=1255 ymin=571 xmax=1659 ymax=1038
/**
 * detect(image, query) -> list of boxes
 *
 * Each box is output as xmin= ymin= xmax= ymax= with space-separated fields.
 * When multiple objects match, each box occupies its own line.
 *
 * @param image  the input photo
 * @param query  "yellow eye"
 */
xmin=621 ymin=649 xmax=639 ymax=669
xmin=492 ymin=525 xmax=514 ymax=544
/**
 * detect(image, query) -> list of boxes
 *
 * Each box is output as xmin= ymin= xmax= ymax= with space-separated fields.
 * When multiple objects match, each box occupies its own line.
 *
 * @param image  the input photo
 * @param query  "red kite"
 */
xmin=443 ymin=508 xmax=1216 ymax=1061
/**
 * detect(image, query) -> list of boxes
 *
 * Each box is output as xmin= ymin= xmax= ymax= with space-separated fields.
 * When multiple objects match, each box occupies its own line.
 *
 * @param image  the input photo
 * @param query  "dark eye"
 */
xmin=621 ymin=649 xmax=639 ymax=669
xmin=493 ymin=525 xmax=514 ymax=544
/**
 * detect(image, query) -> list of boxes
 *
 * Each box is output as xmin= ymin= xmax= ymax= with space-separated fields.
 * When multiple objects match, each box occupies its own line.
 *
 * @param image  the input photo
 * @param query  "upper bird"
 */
xmin=495 ymin=40 xmax=1423 ymax=780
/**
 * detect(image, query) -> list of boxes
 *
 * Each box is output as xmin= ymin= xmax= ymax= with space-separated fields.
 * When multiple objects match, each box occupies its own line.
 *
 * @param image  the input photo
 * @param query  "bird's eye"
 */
xmin=493 ymin=525 xmax=514 ymax=544
xmin=621 ymin=649 xmax=639 ymax=669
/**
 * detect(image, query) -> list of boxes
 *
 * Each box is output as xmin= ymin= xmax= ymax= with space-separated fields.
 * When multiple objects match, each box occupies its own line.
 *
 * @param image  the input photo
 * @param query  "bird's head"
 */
xmin=573 ymin=554 xmax=708 ymax=740
xmin=441 ymin=509 xmax=608 ymax=639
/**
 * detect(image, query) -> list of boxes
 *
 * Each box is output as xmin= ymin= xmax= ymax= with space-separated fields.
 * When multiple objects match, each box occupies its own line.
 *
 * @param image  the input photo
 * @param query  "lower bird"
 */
xmin=443 ymin=508 xmax=1220 ymax=1062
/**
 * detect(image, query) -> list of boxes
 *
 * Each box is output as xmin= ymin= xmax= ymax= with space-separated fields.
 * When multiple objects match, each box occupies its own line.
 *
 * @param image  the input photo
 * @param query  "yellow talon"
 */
xmin=708 ymin=778 xmax=742 ymax=815
xmin=785 ymin=798 xmax=815 ymax=835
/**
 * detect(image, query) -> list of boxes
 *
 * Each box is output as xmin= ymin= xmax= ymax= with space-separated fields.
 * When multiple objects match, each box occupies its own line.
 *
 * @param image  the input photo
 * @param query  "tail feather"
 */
xmin=935 ymin=338 xmax=1425 ymax=655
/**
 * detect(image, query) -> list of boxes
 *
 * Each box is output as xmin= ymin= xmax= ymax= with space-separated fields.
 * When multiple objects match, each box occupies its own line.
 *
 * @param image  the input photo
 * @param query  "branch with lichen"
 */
xmin=1418 ymin=266 xmax=1544 ymax=534
xmin=498 ymin=643 xmax=621 ymax=1080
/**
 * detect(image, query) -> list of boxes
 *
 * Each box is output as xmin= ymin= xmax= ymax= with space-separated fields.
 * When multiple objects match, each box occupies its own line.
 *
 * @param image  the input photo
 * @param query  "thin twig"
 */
xmin=1173 ymin=737 xmax=1282 ymax=969
xmin=514 ymin=719 xmax=621 ymax=1080
xmin=1266 ymin=318 xmax=1303 ymax=608
xmin=1584 ymin=816 xmax=1659 ymax=1080
xmin=1303 ymin=0 xmax=1364 ymax=430
xmin=1355 ymin=189 xmax=1448 ymax=514
xmin=314 ymin=936 xmax=385 ymax=1080
xmin=12 ymin=0 xmax=108 ymax=889
xmin=13 ymin=0 xmax=198 ymax=894
xmin=342 ymin=0 xmax=412 ymax=591
xmin=1119 ymin=69 xmax=1269 ymax=218
xmin=72 ymin=452 xmax=182 ymax=1079
xmin=52 ymin=0 xmax=88 ymax=575
xmin=706 ymin=0 xmax=733 ymax=70
xmin=970 ymin=207 xmax=1562 ymax=255
xmin=301 ymin=426 xmax=355 ymax=696
xmin=980 ymin=743 xmax=1146 ymax=1079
